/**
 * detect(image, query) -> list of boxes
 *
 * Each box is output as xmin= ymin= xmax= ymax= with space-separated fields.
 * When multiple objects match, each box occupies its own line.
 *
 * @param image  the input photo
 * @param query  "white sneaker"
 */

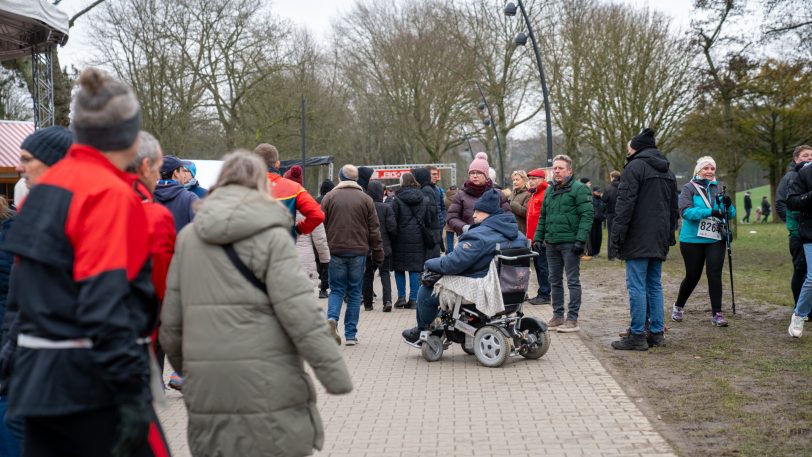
xmin=788 ymin=313 xmax=807 ymax=338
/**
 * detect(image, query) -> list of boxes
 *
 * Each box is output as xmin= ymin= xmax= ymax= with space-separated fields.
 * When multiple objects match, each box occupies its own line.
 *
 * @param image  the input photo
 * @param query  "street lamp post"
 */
xmin=473 ymin=80 xmax=506 ymax=187
xmin=504 ymin=0 xmax=553 ymax=167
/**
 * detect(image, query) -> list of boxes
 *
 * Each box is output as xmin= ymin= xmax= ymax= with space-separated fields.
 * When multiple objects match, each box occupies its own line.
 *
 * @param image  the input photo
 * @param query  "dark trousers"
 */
xmin=23 ymin=405 xmax=170 ymax=457
xmin=676 ymin=241 xmax=725 ymax=314
xmin=606 ymin=214 xmax=617 ymax=259
xmin=317 ymin=261 xmax=329 ymax=293
xmin=790 ymin=235 xmax=806 ymax=304
xmin=743 ymin=208 xmax=751 ymax=223
xmin=588 ymin=219 xmax=602 ymax=256
xmin=533 ymin=245 xmax=551 ymax=299
xmin=363 ymin=255 xmax=392 ymax=306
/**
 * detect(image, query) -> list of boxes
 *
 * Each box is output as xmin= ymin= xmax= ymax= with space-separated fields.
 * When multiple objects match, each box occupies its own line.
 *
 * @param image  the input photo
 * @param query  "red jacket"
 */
xmin=3 ymin=144 xmax=156 ymax=417
xmin=268 ymin=173 xmax=324 ymax=236
xmin=526 ymin=182 xmax=550 ymax=239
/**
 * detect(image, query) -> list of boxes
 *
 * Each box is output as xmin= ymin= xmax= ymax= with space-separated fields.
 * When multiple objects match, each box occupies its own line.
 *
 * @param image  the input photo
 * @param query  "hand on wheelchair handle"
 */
xmin=532 ymin=240 xmax=544 ymax=253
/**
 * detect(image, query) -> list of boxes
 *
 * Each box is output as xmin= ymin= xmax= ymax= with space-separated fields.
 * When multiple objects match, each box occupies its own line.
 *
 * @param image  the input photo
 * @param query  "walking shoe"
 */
xmin=345 ymin=338 xmax=358 ymax=346
xmin=671 ymin=304 xmax=684 ymax=322
xmin=712 ymin=312 xmax=728 ymax=327
xmin=382 ymin=301 xmax=392 ymax=313
xmin=364 ymin=304 xmax=373 ymax=311
xmin=557 ymin=319 xmax=580 ymax=333
xmin=580 ymin=255 xmax=593 ymax=261
xmin=394 ymin=297 xmax=407 ymax=308
xmin=547 ymin=316 xmax=565 ymax=329
xmin=402 ymin=327 xmax=421 ymax=346
xmin=528 ymin=295 xmax=551 ymax=305
xmin=168 ymin=372 xmax=184 ymax=391
xmin=788 ymin=313 xmax=807 ymax=338
xmin=318 ymin=289 xmax=328 ymax=299
xmin=328 ymin=319 xmax=341 ymax=345
xmin=404 ymin=299 xmax=417 ymax=310
xmin=612 ymin=333 xmax=648 ymax=351
xmin=647 ymin=332 xmax=666 ymax=348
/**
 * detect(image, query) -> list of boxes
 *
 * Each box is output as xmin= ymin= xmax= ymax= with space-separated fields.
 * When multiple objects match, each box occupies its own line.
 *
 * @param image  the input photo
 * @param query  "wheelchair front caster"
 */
xmin=421 ymin=335 xmax=444 ymax=362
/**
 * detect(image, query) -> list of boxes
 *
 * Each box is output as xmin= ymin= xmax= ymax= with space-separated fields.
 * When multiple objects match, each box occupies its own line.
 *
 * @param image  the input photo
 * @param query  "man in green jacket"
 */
xmin=532 ymin=154 xmax=594 ymax=333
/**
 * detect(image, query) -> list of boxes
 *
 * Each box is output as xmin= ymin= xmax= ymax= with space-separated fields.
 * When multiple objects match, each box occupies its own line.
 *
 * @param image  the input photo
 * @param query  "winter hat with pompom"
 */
xmin=469 ymin=152 xmax=490 ymax=176
xmin=693 ymin=156 xmax=716 ymax=178
xmin=284 ymin=165 xmax=303 ymax=185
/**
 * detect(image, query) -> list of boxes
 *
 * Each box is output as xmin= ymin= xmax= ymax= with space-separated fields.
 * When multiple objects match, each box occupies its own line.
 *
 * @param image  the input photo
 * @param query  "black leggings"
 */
xmin=676 ymin=241 xmax=726 ymax=314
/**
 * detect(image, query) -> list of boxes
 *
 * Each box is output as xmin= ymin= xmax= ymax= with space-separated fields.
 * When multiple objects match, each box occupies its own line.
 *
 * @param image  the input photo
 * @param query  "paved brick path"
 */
xmin=157 ymin=292 xmax=675 ymax=457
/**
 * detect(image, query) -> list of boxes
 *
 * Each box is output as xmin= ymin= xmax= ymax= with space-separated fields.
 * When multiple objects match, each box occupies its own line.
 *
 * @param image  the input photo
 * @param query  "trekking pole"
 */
xmin=721 ymin=186 xmax=736 ymax=314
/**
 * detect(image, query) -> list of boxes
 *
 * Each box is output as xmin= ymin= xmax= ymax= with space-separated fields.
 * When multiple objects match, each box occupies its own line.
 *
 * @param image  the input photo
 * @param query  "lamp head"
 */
xmin=504 ymin=2 xmax=518 ymax=17
xmin=483 ymin=117 xmax=492 ymax=126
xmin=514 ymin=32 xmax=528 ymax=46
xmin=478 ymin=102 xmax=486 ymax=111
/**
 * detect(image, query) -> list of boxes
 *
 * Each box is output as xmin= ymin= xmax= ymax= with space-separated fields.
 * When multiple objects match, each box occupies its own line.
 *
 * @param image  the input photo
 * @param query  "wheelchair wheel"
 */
xmin=522 ymin=330 xmax=551 ymax=360
xmin=421 ymin=335 xmax=444 ymax=362
xmin=474 ymin=326 xmax=510 ymax=368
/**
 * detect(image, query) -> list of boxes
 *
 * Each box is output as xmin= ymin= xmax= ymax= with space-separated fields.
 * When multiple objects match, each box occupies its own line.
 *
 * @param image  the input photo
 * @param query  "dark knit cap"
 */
xmin=630 ymin=128 xmax=656 ymax=151
xmin=580 ymin=177 xmax=591 ymax=184
xmin=319 ymin=179 xmax=335 ymax=196
xmin=357 ymin=166 xmax=374 ymax=190
xmin=474 ymin=189 xmax=502 ymax=215
xmin=20 ymin=126 xmax=73 ymax=166
xmin=160 ymin=155 xmax=184 ymax=177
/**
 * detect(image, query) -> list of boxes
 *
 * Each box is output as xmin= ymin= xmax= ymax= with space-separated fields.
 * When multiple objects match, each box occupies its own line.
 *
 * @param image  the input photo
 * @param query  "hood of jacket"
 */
xmin=627 ymin=148 xmax=670 ymax=173
xmin=319 ymin=179 xmax=335 ymax=196
xmin=154 ymin=181 xmax=188 ymax=202
xmin=357 ymin=167 xmax=374 ymax=191
xmin=194 ymin=185 xmax=291 ymax=245
xmin=412 ymin=168 xmax=431 ymax=187
xmin=396 ymin=186 xmax=424 ymax=205
xmin=367 ymin=180 xmax=385 ymax=202
xmin=473 ymin=212 xmax=520 ymax=240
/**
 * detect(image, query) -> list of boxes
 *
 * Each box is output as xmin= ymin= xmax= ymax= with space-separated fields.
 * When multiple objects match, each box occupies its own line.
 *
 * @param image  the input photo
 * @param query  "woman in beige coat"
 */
xmin=159 ymin=151 xmax=352 ymax=457
xmin=295 ymin=212 xmax=330 ymax=288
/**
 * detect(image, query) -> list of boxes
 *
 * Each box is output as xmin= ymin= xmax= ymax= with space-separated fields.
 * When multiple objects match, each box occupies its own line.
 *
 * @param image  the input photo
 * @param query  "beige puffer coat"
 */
xmin=295 ymin=212 xmax=330 ymax=288
xmin=159 ymin=185 xmax=352 ymax=457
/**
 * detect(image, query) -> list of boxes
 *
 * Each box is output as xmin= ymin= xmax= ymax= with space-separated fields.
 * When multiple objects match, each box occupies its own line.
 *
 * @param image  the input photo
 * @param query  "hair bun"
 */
xmin=77 ymin=68 xmax=106 ymax=94
xmin=475 ymin=152 xmax=488 ymax=160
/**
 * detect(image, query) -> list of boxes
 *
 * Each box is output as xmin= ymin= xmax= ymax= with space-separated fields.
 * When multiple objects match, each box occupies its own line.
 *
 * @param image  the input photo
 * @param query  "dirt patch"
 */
xmin=571 ymin=258 xmax=812 ymax=457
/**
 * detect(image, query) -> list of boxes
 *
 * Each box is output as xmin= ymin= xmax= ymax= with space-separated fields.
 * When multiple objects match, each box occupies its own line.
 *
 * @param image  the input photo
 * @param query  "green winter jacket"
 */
xmin=159 ymin=185 xmax=352 ymax=457
xmin=533 ymin=176 xmax=594 ymax=244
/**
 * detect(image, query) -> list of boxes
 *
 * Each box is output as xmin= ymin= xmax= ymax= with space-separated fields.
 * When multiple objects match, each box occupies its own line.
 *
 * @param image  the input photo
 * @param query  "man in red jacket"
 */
xmin=526 ymin=168 xmax=551 ymax=305
xmin=253 ymin=143 xmax=323 ymax=237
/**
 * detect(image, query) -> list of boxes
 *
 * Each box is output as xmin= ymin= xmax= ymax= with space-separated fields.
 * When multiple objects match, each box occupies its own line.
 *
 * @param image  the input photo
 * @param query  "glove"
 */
xmin=462 ymin=224 xmax=470 ymax=233
xmin=572 ymin=241 xmax=585 ymax=256
xmin=112 ymin=399 xmax=150 ymax=457
xmin=711 ymin=209 xmax=724 ymax=218
xmin=532 ymin=240 xmax=544 ymax=253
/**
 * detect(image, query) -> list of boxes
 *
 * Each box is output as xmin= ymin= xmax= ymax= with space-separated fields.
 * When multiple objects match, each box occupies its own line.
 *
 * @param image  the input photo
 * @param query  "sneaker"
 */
xmin=382 ymin=301 xmax=392 ymax=313
xmin=345 ymin=338 xmax=358 ymax=346
xmin=528 ymin=295 xmax=551 ymax=305
xmin=318 ymin=289 xmax=328 ymax=299
xmin=404 ymin=299 xmax=417 ymax=310
xmin=580 ymin=255 xmax=593 ymax=261
xmin=647 ymin=332 xmax=666 ymax=348
xmin=611 ymin=333 xmax=648 ymax=351
xmin=327 ymin=319 xmax=341 ymax=345
xmin=402 ymin=327 xmax=421 ymax=346
xmin=394 ymin=297 xmax=407 ymax=309
xmin=788 ymin=313 xmax=807 ymax=338
xmin=671 ymin=304 xmax=684 ymax=322
xmin=168 ymin=372 xmax=183 ymax=391
xmin=557 ymin=319 xmax=580 ymax=333
xmin=547 ymin=316 xmax=565 ymax=329
xmin=712 ymin=312 xmax=728 ymax=327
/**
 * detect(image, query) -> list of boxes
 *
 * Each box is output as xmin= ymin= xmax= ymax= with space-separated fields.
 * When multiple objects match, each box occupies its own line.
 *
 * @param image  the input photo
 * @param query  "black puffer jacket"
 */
xmin=786 ymin=162 xmax=812 ymax=242
xmin=611 ymin=148 xmax=679 ymax=260
xmin=391 ymin=186 xmax=432 ymax=272
xmin=367 ymin=181 xmax=397 ymax=256
xmin=601 ymin=177 xmax=619 ymax=215
xmin=412 ymin=168 xmax=441 ymax=259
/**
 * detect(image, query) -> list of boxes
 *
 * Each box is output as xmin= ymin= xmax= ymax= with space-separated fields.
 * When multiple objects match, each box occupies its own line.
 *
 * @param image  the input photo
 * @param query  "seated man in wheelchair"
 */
xmin=402 ymin=189 xmax=527 ymax=344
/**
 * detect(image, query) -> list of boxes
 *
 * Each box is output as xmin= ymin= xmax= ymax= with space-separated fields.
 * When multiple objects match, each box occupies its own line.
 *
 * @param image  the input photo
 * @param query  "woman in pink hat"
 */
xmin=446 ymin=152 xmax=511 ymax=235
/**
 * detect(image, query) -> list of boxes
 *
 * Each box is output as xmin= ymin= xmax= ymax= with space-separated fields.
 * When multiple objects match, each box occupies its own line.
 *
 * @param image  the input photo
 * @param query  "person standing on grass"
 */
xmin=671 ymin=156 xmax=735 ymax=328
xmin=742 ymin=191 xmax=752 ymax=223
xmin=775 ymin=145 xmax=812 ymax=304
xmin=526 ymin=168 xmax=551 ymax=305
xmin=783 ymin=157 xmax=812 ymax=337
xmin=532 ymin=155 xmax=593 ymax=333
xmin=602 ymin=170 xmax=621 ymax=260
xmin=610 ymin=128 xmax=678 ymax=351
xmin=761 ymin=196 xmax=771 ymax=223
xmin=588 ymin=185 xmax=605 ymax=258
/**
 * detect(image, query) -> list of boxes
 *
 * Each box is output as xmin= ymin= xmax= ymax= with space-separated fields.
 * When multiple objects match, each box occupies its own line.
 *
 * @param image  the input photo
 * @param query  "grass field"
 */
xmin=734 ymin=184 xmax=771 ymax=218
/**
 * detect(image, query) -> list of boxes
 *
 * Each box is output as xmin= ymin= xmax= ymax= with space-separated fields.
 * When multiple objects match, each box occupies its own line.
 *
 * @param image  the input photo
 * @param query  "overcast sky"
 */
xmin=55 ymin=0 xmax=696 ymax=70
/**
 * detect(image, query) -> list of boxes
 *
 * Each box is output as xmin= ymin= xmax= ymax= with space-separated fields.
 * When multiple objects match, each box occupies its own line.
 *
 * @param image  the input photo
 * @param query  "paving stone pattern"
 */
xmin=157 ymin=290 xmax=675 ymax=457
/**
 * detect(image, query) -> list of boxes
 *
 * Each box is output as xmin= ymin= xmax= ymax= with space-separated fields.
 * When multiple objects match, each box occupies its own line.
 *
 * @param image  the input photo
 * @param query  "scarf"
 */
xmin=463 ymin=179 xmax=493 ymax=198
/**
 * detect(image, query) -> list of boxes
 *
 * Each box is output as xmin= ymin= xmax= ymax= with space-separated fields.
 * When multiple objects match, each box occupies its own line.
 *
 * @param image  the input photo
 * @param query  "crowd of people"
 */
xmin=0 ymin=67 xmax=807 ymax=457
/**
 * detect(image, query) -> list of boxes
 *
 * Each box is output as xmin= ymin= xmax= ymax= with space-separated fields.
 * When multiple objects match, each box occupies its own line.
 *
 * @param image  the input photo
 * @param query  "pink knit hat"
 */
xmin=469 ymin=152 xmax=490 ymax=176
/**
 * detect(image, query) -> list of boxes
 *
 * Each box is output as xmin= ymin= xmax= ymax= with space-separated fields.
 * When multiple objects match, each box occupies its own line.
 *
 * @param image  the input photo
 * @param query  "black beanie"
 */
xmin=630 ymin=128 xmax=656 ymax=151
xmin=580 ymin=177 xmax=591 ymax=184
xmin=20 ymin=126 xmax=73 ymax=166
xmin=474 ymin=189 xmax=502 ymax=215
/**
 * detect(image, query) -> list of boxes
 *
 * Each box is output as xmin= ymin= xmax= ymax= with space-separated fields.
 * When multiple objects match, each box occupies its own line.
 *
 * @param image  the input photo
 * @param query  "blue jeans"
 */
xmin=0 ymin=396 xmax=21 ymax=457
xmin=546 ymin=243 xmax=582 ymax=320
xmin=327 ymin=255 xmax=366 ymax=339
xmin=416 ymin=285 xmax=440 ymax=330
xmin=794 ymin=244 xmax=812 ymax=318
xmin=394 ymin=271 xmax=420 ymax=301
xmin=625 ymin=258 xmax=665 ymax=335
xmin=445 ymin=231 xmax=455 ymax=252
xmin=533 ymin=245 xmax=551 ymax=298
